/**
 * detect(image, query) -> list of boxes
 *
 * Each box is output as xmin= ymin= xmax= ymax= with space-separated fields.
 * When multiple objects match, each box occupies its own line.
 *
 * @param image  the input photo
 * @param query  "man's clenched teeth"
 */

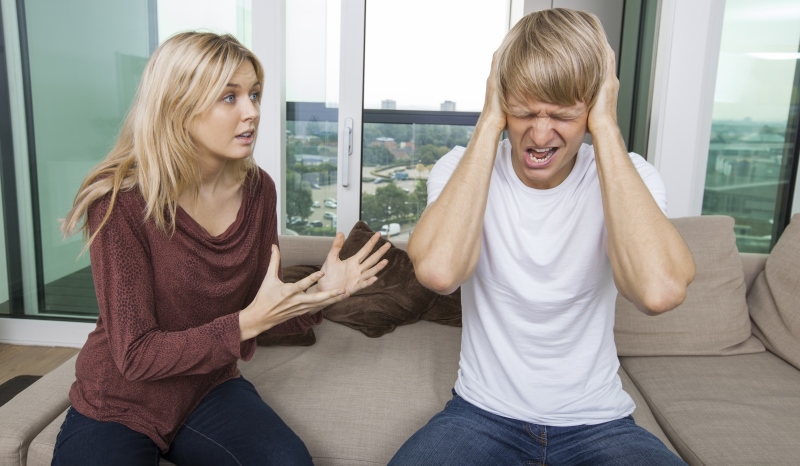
xmin=526 ymin=147 xmax=556 ymax=164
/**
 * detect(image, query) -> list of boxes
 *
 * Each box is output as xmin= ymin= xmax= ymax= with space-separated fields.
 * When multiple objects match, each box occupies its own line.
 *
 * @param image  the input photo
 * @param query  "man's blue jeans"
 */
xmin=389 ymin=390 xmax=686 ymax=466
xmin=51 ymin=377 xmax=312 ymax=466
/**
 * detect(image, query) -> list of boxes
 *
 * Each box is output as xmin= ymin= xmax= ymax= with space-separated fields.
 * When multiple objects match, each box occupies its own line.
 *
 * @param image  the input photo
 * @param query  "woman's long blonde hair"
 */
xmin=496 ymin=8 xmax=608 ymax=111
xmin=62 ymin=32 xmax=264 ymax=248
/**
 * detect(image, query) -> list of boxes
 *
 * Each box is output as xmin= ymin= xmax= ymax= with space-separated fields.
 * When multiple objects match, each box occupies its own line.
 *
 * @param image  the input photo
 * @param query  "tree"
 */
xmin=285 ymin=171 xmax=313 ymax=221
xmin=363 ymin=144 xmax=394 ymax=167
xmin=416 ymin=144 xmax=449 ymax=165
xmin=360 ymin=182 xmax=411 ymax=226
xmin=375 ymin=182 xmax=410 ymax=219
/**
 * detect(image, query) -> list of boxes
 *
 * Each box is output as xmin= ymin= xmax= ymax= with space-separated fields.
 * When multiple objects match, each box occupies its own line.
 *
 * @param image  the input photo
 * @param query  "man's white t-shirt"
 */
xmin=427 ymin=139 xmax=667 ymax=426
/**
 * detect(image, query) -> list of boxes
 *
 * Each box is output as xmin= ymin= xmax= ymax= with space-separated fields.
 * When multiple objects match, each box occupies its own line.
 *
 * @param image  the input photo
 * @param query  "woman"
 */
xmin=54 ymin=32 xmax=389 ymax=465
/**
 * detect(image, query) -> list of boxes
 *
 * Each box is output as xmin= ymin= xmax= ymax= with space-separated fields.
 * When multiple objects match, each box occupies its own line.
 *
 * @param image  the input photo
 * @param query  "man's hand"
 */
xmin=317 ymin=232 xmax=390 ymax=296
xmin=587 ymin=42 xmax=620 ymax=136
xmin=481 ymin=52 xmax=508 ymax=134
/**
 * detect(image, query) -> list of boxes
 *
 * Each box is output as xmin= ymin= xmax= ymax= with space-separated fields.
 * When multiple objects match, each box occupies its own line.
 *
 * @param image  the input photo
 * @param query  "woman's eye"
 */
xmin=250 ymin=92 xmax=260 ymax=101
xmin=223 ymin=95 xmax=235 ymax=103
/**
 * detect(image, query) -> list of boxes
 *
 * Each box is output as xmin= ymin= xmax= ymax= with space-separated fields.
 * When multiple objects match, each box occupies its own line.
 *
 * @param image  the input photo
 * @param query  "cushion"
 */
xmin=748 ymin=213 xmax=800 ymax=369
xmin=614 ymin=215 xmax=765 ymax=356
xmin=621 ymin=352 xmax=800 ymax=465
xmin=322 ymin=222 xmax=443 ymax=337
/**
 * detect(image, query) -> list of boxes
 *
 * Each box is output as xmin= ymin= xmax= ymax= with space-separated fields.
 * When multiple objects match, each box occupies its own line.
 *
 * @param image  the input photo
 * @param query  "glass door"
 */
xmin=283 ymin=0 xmax=341 ymax=236
xmin=701 ymin=0 xmax=800 ymax=252
xmin=355 ymin=0 xmax=507 ymax=238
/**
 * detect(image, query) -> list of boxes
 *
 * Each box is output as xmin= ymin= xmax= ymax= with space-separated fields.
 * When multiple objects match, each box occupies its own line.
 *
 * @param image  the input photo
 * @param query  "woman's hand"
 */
xmin=239 ymin=245 xmax=347 ymax=341
xmin=317 ymin=232 xmax=390 ymax=296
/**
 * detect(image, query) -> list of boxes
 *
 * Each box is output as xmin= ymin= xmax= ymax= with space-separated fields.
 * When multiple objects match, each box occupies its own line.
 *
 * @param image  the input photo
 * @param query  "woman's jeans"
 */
xmin=389 ymin=390 xmax=687 ymax=466
xmin=51 ymin=376 xmax=312 ymax=466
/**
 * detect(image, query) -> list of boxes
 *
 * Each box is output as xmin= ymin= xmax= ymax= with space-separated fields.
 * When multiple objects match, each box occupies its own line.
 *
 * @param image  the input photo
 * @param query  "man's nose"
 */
xmin=528 ymin=117 xmax=553 ymax=146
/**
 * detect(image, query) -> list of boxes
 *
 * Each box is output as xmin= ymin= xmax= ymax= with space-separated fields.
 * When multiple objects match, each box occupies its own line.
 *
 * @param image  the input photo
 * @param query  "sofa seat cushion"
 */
xmin=239 ymin=319 xmax=461 ymax=465
xmin=621 ymin=352 xmax=800 ymax=466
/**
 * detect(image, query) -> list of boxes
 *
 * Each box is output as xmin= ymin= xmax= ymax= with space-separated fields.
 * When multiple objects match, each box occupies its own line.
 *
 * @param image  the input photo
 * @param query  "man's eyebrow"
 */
xmin=551 ymin=109 xmax=583 ymax=118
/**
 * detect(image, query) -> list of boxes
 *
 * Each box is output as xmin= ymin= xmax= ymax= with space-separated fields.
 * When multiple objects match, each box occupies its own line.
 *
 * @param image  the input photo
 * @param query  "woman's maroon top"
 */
xmin=69 ymin=169 xmax=321 ymax=451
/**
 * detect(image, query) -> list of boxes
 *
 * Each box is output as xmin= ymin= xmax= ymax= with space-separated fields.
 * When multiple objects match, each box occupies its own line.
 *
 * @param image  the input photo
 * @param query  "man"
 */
xmin=390 ymin=8 xmax=695 ymax=466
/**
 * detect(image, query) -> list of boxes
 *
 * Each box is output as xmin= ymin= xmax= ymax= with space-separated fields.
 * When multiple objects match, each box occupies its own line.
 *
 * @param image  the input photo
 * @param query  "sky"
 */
xmin=156 ymin=0 xmax=800 ymax=121
xmin=712 ymin=0 xmax=800 ymax=122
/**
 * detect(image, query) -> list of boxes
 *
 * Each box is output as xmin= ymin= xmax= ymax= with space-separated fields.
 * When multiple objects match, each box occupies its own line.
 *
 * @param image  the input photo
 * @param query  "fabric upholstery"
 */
xmin=748 ymin=213 xmax=800 ymax=370
xmin=241 ymin=319 xmax=462 ymax=466
xmin=618 ymin=367 xmax=678 ymax=456
xmin=621 ymin=352 xmax=800 ymax=465
xmin=614 ymin=216 xmax=765 ymax=356
xmin=0 ymin=355 xmax=76 ymax=466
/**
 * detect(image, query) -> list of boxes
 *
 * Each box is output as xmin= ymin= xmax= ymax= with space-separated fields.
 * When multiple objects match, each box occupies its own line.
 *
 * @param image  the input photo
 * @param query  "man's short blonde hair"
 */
xmin=496 ymin=8 xmax=608 ymax=111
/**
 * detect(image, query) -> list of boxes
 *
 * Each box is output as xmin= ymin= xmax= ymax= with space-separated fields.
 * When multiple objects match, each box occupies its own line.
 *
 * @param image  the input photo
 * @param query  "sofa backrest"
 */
xmin=278 ymin=235 xmax=408 ymax=267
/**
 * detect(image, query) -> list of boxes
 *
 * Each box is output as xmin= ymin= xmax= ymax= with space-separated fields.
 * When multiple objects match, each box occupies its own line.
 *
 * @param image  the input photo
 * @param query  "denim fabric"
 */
xmin=52 ymin=377 xmax=312 ymax=466
xmin=389 ymin=391 xmax=686 ymax=466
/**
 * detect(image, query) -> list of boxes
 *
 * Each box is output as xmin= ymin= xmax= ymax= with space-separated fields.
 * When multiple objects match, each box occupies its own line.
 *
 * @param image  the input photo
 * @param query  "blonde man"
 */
xmin=391 ymin=9 xmax=694 ymax=465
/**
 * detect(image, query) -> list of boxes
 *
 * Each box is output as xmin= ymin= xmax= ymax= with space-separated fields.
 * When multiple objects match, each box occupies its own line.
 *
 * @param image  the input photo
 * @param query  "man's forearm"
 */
xmin=408 ymin=121 xmax=502 ymax=294
xmin=592 ymin=124 xmax=695 ymax=314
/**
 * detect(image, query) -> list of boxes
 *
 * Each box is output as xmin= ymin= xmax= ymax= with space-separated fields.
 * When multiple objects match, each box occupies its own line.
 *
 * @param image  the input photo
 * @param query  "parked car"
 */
xmin=379 ymin=223 xmax=401 ymax=237
xmin=309 ymin=220 xmax=323 ymax=227
xmin=324 ymin=212 xmax=337 ymax=220
xmin=312 ymin=201 xmax=320 ymax=208
xmin=311 ymin=183 xmax=321 ymax=189
xmin=391 ymin=171 xmax=408 ymax=180
xmin=324 ymin=200 xmax=337 ymax=208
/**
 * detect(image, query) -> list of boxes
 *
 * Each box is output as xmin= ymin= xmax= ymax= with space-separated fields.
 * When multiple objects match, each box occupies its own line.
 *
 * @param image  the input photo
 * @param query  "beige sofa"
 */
xmin=2 ymin=215 xmax=799 ymax=465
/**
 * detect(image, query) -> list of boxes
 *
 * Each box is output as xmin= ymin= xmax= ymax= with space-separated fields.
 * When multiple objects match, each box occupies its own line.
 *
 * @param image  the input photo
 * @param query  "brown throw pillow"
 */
xmin=614 ymin=215 xmax=765 ymax=356
xmin=748 ymin=214 xmax=800 ymax=369
xmin=420 ymin=290 xmax=462 ymax=327
xmin=256 ymin=265 xmax=321 ymax=347
xmin=321 ymin=221 xmax=446 ymax=337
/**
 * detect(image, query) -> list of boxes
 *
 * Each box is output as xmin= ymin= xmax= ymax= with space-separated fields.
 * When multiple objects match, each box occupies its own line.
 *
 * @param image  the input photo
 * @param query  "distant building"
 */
xmin=372 ymin=137 xmax=397 ymax=150
xmin=381 ymin=99 xmax=396 ymax=110
xmin=440 ymin=100 xmax=456 ymax=111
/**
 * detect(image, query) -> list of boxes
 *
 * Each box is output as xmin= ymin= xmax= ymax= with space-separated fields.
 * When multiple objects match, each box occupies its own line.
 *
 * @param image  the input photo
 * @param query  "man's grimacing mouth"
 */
xmin=526 ymin=147 xmax=557 ymax=163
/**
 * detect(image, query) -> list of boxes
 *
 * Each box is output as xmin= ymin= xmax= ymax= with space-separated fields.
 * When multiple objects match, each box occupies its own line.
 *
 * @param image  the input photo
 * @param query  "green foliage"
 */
xmin=412 ymin=179 xmax=427 ymax=206
xmin=416 ymin=144 xmax=449 ymax=165
xmin=285 ymin=171 xmax=313 ymax=221
xmin=361 ymin=182 xmax=411 ymax=224
xmin=363 ymin=144 xmax=394 ymax=166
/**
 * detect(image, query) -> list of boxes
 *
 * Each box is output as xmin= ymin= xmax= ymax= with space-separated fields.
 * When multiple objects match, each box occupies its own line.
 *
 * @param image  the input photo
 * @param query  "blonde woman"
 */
xmin=53 ymin=32 xmax=389 ymax=466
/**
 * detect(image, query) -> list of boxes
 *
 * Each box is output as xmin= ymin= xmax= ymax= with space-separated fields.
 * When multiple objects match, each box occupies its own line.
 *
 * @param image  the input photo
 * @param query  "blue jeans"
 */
xmin=389 ymin=391 xmax=686 ymax=466
xmin=52 ymin=377 xmax=312 ymax=466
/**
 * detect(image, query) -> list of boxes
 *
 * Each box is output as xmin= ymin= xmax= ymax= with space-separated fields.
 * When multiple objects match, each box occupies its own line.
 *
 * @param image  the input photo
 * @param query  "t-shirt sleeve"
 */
xmin=629 ymin=153 xmax=668 ymax=215
xmin=427 ymin=146 xmax=467 ymax=206
xmin=89 ymin=195 xmax=248 ymax=382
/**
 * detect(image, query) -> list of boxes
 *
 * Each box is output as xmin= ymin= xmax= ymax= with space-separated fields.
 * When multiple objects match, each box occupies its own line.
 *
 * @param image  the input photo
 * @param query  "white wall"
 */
xmin=647 ymin=0 xmax=725 ymax=218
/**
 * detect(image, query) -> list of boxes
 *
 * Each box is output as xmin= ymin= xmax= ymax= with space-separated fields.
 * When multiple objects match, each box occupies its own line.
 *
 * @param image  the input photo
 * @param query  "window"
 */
xmin=701 ymin=0 xmax=800 ymax=252
xmin=0 ymin=0 xmax=251 ymax=321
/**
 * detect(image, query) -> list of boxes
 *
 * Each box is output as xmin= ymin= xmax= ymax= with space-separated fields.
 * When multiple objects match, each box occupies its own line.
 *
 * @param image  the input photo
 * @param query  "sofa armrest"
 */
xmin=740 ymin=253 xmax=768 ymax=295
xmin=0 ymin=354 xmax=76 ymax=466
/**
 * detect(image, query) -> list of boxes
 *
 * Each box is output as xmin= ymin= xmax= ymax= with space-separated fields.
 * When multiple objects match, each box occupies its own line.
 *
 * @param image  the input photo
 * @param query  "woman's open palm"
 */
xmin=317 ymin=232 xmax=390 ymax=296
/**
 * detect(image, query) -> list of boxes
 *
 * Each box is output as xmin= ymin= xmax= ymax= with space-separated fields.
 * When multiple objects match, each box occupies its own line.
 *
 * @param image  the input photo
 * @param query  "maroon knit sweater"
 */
xmin=69 ymin=169 xmax=321 ymax=452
